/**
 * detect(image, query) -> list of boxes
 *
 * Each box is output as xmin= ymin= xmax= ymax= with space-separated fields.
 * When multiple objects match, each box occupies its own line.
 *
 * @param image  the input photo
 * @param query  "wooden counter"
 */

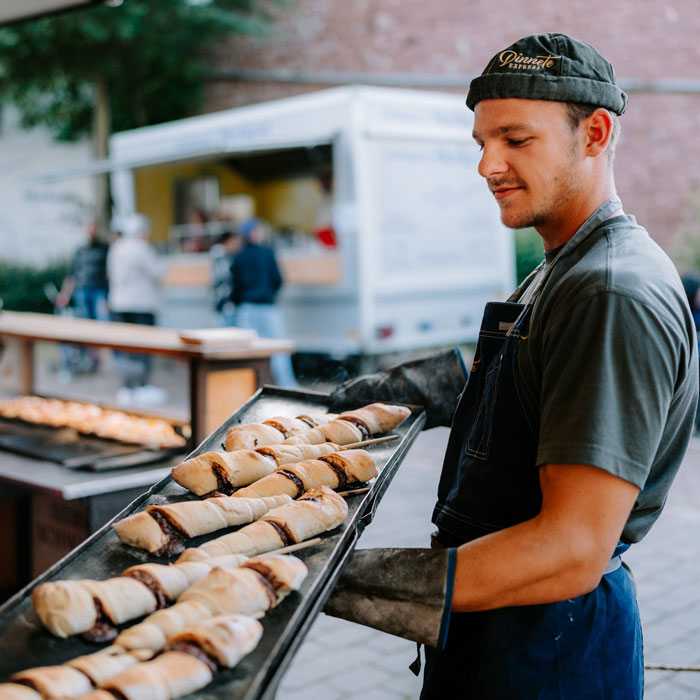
xmin=0 ymin=312 xmax=294 ymax=444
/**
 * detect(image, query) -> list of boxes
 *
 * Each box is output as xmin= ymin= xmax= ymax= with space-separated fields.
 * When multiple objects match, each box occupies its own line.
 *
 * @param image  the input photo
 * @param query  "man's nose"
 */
xmin=477 ymin=145 xmax=508 ymax=179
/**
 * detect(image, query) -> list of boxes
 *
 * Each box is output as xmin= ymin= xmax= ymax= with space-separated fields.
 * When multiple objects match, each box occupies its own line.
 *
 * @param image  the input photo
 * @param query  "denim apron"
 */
xmin=423 ymin=198 xmax=643 ymax=699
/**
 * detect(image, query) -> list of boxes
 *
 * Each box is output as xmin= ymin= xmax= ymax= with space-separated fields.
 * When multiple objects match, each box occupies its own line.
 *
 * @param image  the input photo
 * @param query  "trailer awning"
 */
xmin=0 ymin=0 xmax=106 ymax=25
xmin=25 ymin=135 xmax=338 ymax=184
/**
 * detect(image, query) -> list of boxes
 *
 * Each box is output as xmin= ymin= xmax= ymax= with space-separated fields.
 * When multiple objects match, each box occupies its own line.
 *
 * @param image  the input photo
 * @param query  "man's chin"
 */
xmin=499 ymin=208 xmax=542 ymax=231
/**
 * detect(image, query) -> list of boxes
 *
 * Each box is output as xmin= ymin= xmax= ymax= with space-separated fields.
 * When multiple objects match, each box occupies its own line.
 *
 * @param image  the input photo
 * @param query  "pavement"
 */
xmin=34 ymin=349 xmax=700 ymax=699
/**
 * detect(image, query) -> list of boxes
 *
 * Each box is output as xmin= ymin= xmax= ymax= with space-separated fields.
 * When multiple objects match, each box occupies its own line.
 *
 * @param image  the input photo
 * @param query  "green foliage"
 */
xmin=514 ymin=227 xmax=544 ymax=285
xmin=0 ymin=260 xmax=70 ymax=313
xmin=670 ymin=188 xmax=700 ymax=274
xmin=0 ymin=0 xmax=280 ymax=140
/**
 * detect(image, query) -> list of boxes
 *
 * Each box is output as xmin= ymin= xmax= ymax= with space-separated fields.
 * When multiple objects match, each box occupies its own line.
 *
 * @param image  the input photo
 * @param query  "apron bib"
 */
xmin=423 ymin=198 xmax=643 ymax=699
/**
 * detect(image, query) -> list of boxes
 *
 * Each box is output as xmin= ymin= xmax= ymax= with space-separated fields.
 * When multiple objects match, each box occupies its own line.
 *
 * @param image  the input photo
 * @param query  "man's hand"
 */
xmin=451 ymin=463 xmax=640 ymax=612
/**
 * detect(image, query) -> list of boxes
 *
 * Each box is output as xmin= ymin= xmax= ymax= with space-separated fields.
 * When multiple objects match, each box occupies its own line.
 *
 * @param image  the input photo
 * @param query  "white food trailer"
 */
xmin=109 ymin=85 xmax=515 ymax=359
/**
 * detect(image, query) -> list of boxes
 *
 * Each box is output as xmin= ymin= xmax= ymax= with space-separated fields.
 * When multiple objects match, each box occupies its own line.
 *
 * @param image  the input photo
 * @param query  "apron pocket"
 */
xmin=465 ymin=353 xmax=503 ymax=460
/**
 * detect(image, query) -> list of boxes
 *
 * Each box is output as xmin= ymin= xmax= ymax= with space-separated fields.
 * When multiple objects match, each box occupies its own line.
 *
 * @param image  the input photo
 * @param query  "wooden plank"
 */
xmin=203 ymin=367 xmax=257 ymax=436
xmin=19 ymin=340 xmax=34 ymax=395
xmin=0 ymin=312 xmax=292 ymax=358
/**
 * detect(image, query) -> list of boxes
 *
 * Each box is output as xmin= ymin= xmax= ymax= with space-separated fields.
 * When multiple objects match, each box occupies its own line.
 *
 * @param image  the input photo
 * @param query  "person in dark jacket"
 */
xmin=55 ymin=219 xmax=110 ymax=375
xmin=230 ymin=218 xmax=297 ymax=388
xmin=56 ymin=219 xmax=109 ymax=322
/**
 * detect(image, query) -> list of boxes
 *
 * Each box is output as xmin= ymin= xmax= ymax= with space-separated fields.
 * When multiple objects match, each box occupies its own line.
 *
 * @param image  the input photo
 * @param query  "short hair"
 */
xmin=564 ymin=102 xmax=621 ymax=166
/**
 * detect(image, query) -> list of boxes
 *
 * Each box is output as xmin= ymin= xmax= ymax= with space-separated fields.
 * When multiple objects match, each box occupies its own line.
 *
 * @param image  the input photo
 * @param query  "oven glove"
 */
xmin=323 ymin=547 xmax=457 ymax=649
xmin=328 ymin=349 xmax=467 ymax=430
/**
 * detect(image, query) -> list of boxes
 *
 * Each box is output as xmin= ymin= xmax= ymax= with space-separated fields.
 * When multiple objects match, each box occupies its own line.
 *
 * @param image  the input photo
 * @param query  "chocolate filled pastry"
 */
xmin=284 ymin=402 xmax=411 ymax=446
xmin=224 ymin=417 xmax=308 ymax=451
xmin=115 ymin=554 xmax=306 ymax=651
xmin=0 ymin=685 xmax=45 ymax=700
xmin=338 ymin=402 xmax=411 ymax=434
xmin=0 ymin=685 xmax=44 ymax=700
xmin=32 ymin=578 xmax=157 ymax=642
xmin=65 ymin=646 xmax=148 ymax=687
xmin=9 ymin=667 xmax=93 ymax=700
xmin=103 ymin=616 xmax=262 ymax=700
xmin=32 ymin=554 xmax=248 ymax=640
xmin=233 ymin=449 xmax=377 ymax=499
xmin=112 ymin=494 xmax=291 ymax=554
xmin=223 ymin=412 xmax=337 ymax=452
xmin=100 ymin=650 xmax=213 ymax=700
xmin=176 ymin=486 xmax=347 ymax=562
xmin=164 ymin=613 xmax=263 ymax=670
xmin=170 ymin=442 xmax=341 ymax=497
xmin=281 ymin=419 xmax=364 ymax=445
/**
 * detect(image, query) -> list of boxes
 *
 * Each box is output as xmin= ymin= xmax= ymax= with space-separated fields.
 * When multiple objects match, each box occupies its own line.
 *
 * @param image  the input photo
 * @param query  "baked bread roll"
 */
xmin=224 ymin=410 xmax=345 ymax=451
xmin=32 ymin=554 xmax=248 ymax=640
xmin=176 ymin=521 xmax=284 ymax=562
xmin=259 ymin=416 xmax=311 ymax=438
xmin=116 ymin=554 xmax=306 ymax=652
xmin=180 ymin=568 xmax=275 ymax=617
xmin=9 ymin=666 xmax=93 ymax=699
xmin=31 ymin=581 xmax=98 ymax=639
xmin=171 ymin=443 xmax=341 ymax=497
xmin=171 ymin=449 xmax=275 ymax=496
xmin=65 ymin=647 xmax=144 ymax=687
xmin=101 ymin=651 xmax=212 ymax=700
xmin=0 ymin=685 xmax=43 ymax=700
xmin=296 ymin=412 xmax=337 ymax=427
xmin=116 ymin=601 xmax=211 ymax=652
xmin=104 ymin=618 xmax=262 ymax=700
xmin=223 ymin=423 xmax=286 ymax=451
xmin=284 ymin=403 xmax=410 ymax=446
xmin=164 ymin=614 xmax=263 ymax=669
xmin=282 ymin=419 xmax=363 ymax=445
xmin=264 ymin=486 xmax=349 ymax=544
xmin=243 ymin=552 xmax=310 ymax=595
xmin=75 ymin=578 xmax=158 ymax=626
xmin=122 ymin=564 xmax=191 ymax=605
xmin=177 ymin=486 xmax=347 ymax=562
xmin=113 ymin=494 xmax=291 ymax=555
xmin=234 ymin=449 xmax=376 ymax=499
xmin=71 ymin=693 xmax=114 ymax=700
xmin=338 ymin=402 xmax=411 ymax=434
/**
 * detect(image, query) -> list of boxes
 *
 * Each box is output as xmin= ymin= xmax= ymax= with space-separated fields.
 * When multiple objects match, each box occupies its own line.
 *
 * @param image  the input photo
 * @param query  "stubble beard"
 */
xmin=497 ymin=142 xmax=583 ymax=231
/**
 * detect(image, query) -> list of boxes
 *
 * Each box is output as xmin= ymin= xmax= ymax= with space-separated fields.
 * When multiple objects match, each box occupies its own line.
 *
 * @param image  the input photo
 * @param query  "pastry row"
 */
xmin=0 ymin=397 xmax=186 ymax=449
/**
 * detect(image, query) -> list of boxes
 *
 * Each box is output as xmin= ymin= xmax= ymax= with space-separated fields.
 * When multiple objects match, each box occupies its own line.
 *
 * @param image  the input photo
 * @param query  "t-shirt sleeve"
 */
xmin=535 ymin=290 xmax=681 ymax=489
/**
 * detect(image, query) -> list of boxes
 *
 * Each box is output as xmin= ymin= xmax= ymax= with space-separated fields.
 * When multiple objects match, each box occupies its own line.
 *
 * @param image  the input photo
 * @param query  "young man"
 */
xmin=327 ymin=34 xmax=698 ymax=699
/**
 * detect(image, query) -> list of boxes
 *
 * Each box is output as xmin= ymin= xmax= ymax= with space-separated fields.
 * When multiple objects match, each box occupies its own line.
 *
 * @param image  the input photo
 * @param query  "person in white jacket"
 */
xmin=107 ymin=213 xmax=166 ymax=404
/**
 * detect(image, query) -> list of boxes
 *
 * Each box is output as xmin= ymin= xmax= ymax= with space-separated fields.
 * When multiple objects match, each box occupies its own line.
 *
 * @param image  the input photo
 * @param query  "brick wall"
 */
xmin=204 ymin=0 xmax=700 ymax=252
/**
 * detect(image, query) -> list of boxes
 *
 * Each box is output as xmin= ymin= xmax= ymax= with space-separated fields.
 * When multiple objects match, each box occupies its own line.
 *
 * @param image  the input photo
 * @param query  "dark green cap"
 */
xmin=466 ymin=33 xmax=627 ymax=115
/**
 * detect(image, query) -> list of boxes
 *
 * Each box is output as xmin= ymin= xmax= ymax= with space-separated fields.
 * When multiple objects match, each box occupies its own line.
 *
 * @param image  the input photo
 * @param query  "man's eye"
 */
xmin=508 ymin=138 xmax=529 ymax=147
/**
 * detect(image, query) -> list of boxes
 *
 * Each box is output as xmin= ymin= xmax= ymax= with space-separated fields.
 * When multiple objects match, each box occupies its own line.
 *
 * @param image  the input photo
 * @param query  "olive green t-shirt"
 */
xmin=516 ymin=214 xmax=698 ymax=543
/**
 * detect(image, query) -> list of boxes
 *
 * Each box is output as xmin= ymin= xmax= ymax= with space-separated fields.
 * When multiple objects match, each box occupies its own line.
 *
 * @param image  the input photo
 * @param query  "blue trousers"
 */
xmin=232 ymin=303 xmax=297 ymax=389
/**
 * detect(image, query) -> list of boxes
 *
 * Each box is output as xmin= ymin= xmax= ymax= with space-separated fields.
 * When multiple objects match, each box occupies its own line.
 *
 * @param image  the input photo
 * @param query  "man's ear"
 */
xmin=584 ymin=108 xmax=613 ymax=158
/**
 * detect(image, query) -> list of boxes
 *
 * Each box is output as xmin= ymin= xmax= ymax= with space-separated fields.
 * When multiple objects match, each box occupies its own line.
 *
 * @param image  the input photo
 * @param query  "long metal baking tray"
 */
xmin=0 ymin=386 xmax=425 ymax=699
xmin=0 ymin=418 xmax=184 ymax=470
xmin=0 ymin=395 xmax=190 ymax=470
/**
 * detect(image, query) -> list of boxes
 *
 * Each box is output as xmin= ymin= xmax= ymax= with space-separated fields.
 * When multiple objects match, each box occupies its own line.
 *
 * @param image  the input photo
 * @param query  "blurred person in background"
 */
xmin=211 ymin=228 xmax=242 ymax=326
xmin=54 ymin=218 xmax=110 ymax=378
xmin=107 ymin=213 xmax=167 ymax=405
xmin=231 ymin=217 xmax=297 ymax=388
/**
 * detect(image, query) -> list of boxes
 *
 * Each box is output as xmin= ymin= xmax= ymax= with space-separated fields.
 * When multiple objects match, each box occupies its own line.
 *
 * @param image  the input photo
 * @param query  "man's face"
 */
xmin=472 ymin=99 xmax=585 ymax=233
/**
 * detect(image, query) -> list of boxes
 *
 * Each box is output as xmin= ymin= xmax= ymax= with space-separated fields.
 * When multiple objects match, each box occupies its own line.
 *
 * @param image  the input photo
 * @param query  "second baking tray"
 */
xmin=0 ymin=386 xmax=425 ymax=699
